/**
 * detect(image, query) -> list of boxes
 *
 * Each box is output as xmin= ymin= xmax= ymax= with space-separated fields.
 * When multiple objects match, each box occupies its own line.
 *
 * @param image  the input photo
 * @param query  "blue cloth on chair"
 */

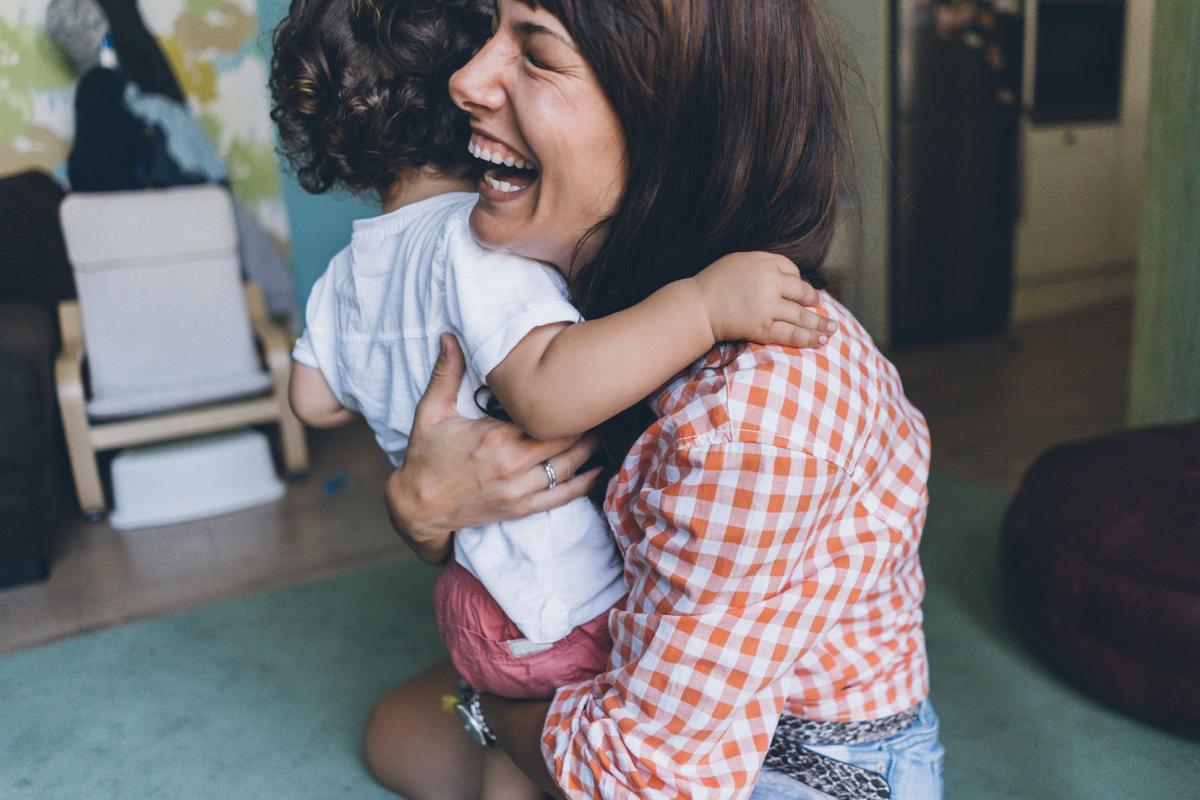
xmin=68 ymin=67 xmax=195 ymax=192
xmin=124 ymin=84 xmax=228 ymax=184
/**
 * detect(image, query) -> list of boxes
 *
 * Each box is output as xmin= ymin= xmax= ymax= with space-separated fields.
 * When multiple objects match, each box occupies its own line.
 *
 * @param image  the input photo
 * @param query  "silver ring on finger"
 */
xmin=542 ymin=460 xmax=557 ymax=490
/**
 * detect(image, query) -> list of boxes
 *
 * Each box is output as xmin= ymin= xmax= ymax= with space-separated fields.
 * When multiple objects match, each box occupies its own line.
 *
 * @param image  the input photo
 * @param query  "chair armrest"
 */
xmin=55 ymin=298 xmax=109 ymax=514
xmin=55 ymin=300 xmax=86 ymax=409
xmin=244 ymin=283 xmax=291 ymax=377
xmin=245 ymin=282 xmax=310 ymax=474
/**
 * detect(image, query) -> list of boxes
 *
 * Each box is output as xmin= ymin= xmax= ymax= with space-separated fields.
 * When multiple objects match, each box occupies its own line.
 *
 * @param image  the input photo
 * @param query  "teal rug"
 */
xmin=2 ymin=473 xmax=1197 ymax=799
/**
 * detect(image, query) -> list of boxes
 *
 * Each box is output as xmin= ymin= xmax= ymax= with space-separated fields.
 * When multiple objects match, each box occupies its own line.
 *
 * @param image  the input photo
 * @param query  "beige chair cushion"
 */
xmin=60 ymin=186 xmax=271 ymax=419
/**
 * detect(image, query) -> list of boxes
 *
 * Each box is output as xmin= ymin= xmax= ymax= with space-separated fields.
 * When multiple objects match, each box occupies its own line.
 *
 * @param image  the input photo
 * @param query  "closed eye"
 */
xmin=524 ymin=50 xmax=553 ymax=71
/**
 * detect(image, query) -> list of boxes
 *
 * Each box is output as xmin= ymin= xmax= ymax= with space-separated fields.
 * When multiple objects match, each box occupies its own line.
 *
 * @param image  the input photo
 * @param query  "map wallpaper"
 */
xmin=0 ymin=0 xmax=289 ymax=245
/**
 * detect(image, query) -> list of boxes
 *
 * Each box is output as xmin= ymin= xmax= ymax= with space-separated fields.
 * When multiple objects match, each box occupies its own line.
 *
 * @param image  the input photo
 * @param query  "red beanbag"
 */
xmin=1000 ymin=423 xmax=1200 ymax=739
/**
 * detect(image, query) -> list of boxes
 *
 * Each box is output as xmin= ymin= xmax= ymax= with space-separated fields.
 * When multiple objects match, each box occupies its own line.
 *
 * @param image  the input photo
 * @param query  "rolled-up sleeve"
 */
xmin=541 ymin=439 xmax=899 ymax=799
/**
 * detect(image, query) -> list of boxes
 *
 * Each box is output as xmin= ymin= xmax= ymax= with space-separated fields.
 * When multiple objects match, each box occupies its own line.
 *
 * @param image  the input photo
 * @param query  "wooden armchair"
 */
xmin=54 ymin=187 xmax=307 ymax=520
xmin=56 ymin=283 xmax=307 ymax=519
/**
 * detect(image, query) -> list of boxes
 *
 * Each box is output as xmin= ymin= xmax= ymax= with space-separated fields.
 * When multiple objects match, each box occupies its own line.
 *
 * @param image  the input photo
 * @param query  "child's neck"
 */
xmin=380 ymin=169 xmax=475 ymax=215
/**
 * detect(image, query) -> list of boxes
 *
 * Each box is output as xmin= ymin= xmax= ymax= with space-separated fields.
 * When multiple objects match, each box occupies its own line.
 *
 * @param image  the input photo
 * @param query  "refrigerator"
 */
xmin=890 ymin=0 xmax=1025 ymax=344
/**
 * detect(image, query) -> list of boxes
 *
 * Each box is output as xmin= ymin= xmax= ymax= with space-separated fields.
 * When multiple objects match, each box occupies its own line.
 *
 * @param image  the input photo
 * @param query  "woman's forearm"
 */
xmin=487 ymin=278 xmax=713 ymax=440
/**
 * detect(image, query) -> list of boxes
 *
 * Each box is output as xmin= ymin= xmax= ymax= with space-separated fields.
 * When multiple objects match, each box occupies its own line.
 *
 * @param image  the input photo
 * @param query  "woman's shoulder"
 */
xmin=652 ymin=295 xmax=927 ymax=475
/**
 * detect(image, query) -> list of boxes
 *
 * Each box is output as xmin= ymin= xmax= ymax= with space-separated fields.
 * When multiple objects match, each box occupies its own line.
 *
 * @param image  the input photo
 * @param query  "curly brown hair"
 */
xmin=269 ymin=0 xmax=493 ymax=196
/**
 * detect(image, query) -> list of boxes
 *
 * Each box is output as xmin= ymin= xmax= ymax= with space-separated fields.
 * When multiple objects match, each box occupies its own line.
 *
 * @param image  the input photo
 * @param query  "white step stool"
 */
xmin=108 ymin=429 xmax=285 ymax=530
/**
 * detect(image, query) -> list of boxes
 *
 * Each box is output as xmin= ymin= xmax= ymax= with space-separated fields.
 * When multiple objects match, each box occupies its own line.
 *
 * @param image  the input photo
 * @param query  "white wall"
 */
xmin=826 ymin=1 xmax=1153 ymax=333
xmin=1012 ymin=0 xmax=1155 ymax=321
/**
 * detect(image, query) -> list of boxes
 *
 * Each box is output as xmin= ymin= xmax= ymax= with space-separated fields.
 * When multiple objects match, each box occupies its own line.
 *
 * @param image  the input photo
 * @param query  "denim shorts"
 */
xmin=749 ymin=700 xmax=945 ymax=800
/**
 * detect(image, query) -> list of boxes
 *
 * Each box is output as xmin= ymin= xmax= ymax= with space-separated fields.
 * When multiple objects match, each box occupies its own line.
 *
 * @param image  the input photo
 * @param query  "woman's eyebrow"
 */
xmin=514 ymin=20 xmax=578 ymax=53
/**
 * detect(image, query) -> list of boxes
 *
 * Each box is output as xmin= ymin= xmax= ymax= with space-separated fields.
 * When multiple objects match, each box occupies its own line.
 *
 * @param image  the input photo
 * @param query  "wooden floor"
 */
xmin=0 ymin=424 xmax=405 ymax=654
xmin=891 ymin=299 xmax=1132 ymax=492
xmin=0 ymin=300 xmax=1133 ymax=654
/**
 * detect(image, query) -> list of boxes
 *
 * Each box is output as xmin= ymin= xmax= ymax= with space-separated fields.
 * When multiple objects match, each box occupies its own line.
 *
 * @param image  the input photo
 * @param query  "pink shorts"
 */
xmin=433 ymin=558 xmax=620 ymax=700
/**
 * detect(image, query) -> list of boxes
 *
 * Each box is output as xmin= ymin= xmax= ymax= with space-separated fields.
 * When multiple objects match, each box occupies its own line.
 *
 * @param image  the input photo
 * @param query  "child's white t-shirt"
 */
xmin=293 ymin=192 xmax=624 ymax=644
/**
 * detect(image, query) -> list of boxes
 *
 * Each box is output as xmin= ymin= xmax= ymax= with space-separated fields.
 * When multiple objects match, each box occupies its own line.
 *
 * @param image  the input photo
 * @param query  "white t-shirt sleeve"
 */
xmin=292 ymin=328 xmax=319 ymax=369
xmin=442 ymin=228 xmax=583 ymax=381
xmin=291 ymin=268 xmax=340 ymax=394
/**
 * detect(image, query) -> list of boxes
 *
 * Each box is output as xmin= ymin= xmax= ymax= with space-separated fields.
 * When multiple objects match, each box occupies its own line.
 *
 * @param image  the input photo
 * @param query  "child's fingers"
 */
xmin=777 ymin=301 xmax=838 ymax=335
xmin=774 ymin=256 xmax=802 ymax=276
xmin=780 ymin=273 xmax=822 ymax=306
xmin=764 ymin=321 xmax=829 ymax=350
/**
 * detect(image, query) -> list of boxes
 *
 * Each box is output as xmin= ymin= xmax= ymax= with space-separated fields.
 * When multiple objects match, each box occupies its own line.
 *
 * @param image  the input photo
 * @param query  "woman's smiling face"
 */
xmin=449 ymin=0 xmax=626 ymax=273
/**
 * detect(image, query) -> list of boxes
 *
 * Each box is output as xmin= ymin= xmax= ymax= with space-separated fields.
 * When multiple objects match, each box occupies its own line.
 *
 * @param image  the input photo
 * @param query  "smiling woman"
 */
xmin=450 ymin=6 xmax=627 ymax=273
xmin=368 ymin=1 xmax=944 ymax=800
xmin=270 ymin=2 xmax=863 ymax=797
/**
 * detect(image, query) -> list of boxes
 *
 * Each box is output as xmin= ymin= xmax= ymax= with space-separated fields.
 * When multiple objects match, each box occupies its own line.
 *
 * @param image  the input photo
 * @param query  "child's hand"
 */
xmin=692 ymin=252 xmax=836 ymax=348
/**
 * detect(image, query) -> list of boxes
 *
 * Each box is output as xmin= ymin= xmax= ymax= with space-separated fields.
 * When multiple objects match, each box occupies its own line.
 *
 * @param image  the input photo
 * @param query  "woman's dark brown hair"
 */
xmin=525 ymin=0 xmax=850 ymax=493
xmin=269 ymin=0 xmax=493 ymax=195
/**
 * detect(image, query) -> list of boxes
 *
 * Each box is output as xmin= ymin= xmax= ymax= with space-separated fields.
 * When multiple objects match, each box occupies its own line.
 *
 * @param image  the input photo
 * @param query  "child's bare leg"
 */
xmin=480 ymin=747 xmax=544 ymax=800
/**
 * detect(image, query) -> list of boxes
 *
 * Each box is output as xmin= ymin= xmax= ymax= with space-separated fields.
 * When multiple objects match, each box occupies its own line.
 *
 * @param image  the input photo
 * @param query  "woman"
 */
xmin=366 ymin=1 xmax=944 ymax=798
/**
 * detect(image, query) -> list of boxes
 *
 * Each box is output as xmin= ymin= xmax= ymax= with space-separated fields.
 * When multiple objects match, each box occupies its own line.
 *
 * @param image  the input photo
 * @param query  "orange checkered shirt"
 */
xmin=541 ymin=295 xmax=932 ymax=799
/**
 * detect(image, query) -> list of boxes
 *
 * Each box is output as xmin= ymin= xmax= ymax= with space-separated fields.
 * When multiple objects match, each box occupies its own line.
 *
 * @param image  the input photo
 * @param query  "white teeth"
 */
xmin=484 ymin=172 xmax=526 ymax=194
xmin=467 ymin=139 xmax=536 ymax=173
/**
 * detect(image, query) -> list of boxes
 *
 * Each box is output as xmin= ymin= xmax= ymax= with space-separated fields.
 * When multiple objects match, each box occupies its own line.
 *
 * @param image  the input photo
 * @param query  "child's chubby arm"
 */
xmin=289 ymin=362 xmax=356 ymax=428
xmin=487 ymin=252 xmax=835 ymax=441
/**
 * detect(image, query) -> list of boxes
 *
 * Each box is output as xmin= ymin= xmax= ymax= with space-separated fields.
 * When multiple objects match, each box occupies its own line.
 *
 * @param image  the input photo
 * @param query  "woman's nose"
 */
xmin=450 ymin=37 xmax=506 ymax=115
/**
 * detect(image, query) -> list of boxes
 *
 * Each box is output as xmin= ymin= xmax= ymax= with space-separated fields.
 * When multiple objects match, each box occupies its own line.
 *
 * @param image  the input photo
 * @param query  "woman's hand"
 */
xmin=691 ymin=251 xmax=837 ymax=348
xmin=385 ymin=334 xmax=603 ymax=564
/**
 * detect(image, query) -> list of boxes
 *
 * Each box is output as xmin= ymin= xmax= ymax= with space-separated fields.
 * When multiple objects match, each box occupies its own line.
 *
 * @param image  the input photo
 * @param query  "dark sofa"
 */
xmin=0 ymin=170 xmax=75 ymax=588
xmin=0 ymin=303 xmax=60 ymax=587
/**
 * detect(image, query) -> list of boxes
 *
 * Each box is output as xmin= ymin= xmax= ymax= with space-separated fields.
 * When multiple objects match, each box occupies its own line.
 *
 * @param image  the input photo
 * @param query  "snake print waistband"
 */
xmin=761 ymin=707 xmax=920 ymax=800
xmin=773 ymin=707 xmax=919 ymax=746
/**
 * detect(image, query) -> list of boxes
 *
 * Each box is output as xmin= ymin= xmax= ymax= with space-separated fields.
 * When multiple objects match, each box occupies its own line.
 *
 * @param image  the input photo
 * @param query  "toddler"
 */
xmin=271 ymin=0 xmax=828 ymax=706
